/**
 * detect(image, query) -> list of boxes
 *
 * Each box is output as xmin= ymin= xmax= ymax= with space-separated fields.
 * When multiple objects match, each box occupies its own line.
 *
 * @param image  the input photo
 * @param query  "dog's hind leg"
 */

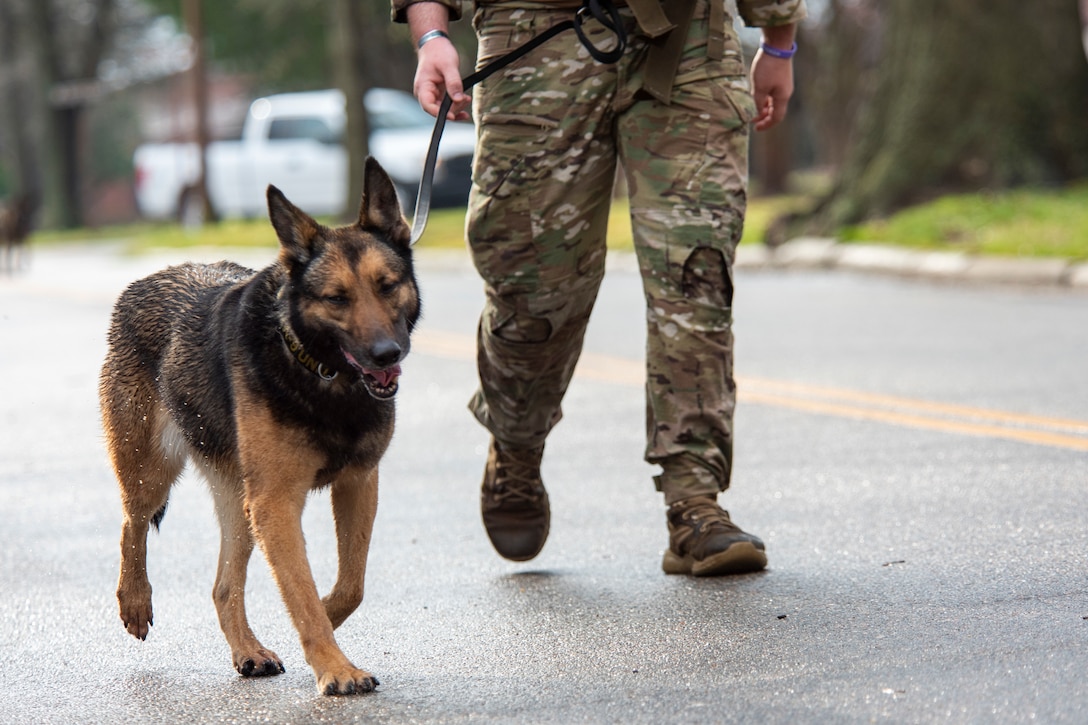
xmin=322 ymin=466 xmax=379 ymax=629
xmin=102 ymin=390 xmax=185 ymax=641
xmin=207 ymin=467 xmax=284 ymax=677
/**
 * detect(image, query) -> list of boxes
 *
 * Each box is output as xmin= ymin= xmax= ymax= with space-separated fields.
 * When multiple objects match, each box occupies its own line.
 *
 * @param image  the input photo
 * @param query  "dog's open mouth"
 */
xmin=342 ymin=349 xmax=401 ymax=399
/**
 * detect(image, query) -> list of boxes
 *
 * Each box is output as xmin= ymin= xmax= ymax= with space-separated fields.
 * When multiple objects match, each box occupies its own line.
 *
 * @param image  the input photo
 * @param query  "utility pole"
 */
xmin=182 ymin=0 xmax=214 ymax=226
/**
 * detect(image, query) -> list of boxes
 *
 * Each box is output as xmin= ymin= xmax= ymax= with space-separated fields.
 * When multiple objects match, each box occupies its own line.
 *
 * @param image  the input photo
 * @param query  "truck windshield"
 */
xmin=268 ymin=117 xmax=339 ymax=145
xmin=365 ymin=89 xmax=436 ymax=131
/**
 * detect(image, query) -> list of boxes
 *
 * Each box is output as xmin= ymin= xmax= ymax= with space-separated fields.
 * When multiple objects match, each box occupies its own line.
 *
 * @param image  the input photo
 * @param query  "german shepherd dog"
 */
xmin=99 ymin=158 xmax=419 ymax=695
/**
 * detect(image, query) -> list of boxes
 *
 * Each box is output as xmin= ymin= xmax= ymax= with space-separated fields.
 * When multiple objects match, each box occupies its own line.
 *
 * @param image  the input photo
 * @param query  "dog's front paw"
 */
xmin=117 ymin=586 xmax=153 ymax=641
xmin=317 ymin=665 xmax=379 ymax=696
xmin=233 ymin=647 xmax=285 ymax=677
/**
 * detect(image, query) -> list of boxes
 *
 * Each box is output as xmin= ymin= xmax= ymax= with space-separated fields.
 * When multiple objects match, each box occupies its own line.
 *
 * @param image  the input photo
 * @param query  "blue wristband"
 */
xmin=760 ymin=41 xmax=797 ymax=59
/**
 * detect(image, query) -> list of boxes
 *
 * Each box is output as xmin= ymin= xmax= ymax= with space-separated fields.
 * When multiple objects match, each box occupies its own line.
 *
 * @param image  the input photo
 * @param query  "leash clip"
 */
xmin=574 ymin=0 xmax=627 ymax=64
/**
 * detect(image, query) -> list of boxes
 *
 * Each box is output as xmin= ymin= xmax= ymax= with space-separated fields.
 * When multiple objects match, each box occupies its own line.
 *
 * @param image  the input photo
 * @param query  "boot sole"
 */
xmin=482 ymin=496 xmax=550 ymax=562
xmin=662 ymin=541 xmax=768 ymax=576
xmin=485 ymin=518 xmax=550 ymax=562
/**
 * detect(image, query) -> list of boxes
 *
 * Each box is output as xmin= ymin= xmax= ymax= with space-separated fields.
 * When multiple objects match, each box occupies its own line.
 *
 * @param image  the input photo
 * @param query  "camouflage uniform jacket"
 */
xmin=392 ymin=0 xmax=806 ymax=29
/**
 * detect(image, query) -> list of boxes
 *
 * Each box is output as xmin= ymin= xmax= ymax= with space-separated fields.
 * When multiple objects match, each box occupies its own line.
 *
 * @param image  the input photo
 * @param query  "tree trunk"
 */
xmin=0 ymin=0 xmax=42 ymax=201
xmin=330 ymin=0 xmax=372 ymax=221
xmin=808 ymin=0 xmax=1088 ymax=231
xmin=798 ymin=0 xmax=881 ymax=173
xmin=20 ymin=0 xmax=69 ymax=228
xmin=751 ymin=115 xmax=793 ymax=195
xmin=21 ymin=0 xmax=117 ymax=229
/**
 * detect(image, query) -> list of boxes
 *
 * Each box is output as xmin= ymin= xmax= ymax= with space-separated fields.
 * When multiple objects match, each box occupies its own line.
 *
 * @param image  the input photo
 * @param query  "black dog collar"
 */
xmin=279 ymin=323 xmax=338 ymax=381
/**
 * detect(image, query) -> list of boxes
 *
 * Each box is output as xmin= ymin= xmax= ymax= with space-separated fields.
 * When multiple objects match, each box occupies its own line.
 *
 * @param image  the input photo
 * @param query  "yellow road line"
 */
xmin=412 ymin=328 xmax=1088 ymax=453
xmin=743 ymin=391 xmax=1088 ymax=452
xmin=741 ymin=376 xmax=1088 ymax=435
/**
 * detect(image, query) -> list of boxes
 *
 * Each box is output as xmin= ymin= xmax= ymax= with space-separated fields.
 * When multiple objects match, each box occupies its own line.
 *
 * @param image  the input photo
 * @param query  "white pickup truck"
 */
xmin=133 ymin=88 xmax=476 ymax=223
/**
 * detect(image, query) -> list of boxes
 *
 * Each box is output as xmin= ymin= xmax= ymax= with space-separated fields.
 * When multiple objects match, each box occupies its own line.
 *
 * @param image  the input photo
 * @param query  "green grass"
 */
xmin=35 ymin=196 xmax=801 ymax=253
xmin=414 ymin=207 xmax=469 ymax=249
xmin=415 ymin=195 xmax=810 ymax=251
xmin=604 ymin=195 xmax=811 ymax=250
xmin=34 ymin=219 xmax=281 ymax=251
xmin=840 ymin=183 xmax=1088 ymax=261
xmin=32 ymin=184 xmax=1088 ymax=261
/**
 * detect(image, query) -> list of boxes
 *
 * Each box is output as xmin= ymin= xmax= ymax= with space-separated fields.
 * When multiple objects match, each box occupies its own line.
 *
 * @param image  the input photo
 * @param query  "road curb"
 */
xmin=418 ymin=242 xmax=1086 ymax=289
xmin=734 ymin=238 xmax=1088 ymax=289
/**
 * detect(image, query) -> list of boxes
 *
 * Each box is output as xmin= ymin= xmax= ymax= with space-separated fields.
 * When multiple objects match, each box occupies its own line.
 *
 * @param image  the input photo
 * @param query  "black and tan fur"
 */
xmin=99 ymin=158 xmax=420 ymax=695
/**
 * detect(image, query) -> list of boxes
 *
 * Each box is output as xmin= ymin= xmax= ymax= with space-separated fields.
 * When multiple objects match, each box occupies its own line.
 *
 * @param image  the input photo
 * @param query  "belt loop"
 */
xmin=707 ymin=0 xmax=725 ymax=61
xmin=641 ymin=0 xmax=698 ymax=104
xmin=625 ymin=0 xmax=676 ymax=38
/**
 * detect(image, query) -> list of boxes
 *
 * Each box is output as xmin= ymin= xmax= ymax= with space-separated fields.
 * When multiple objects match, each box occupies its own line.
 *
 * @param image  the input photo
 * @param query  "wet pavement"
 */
xmin=1 ymin=243 xmax=1086 ymax=723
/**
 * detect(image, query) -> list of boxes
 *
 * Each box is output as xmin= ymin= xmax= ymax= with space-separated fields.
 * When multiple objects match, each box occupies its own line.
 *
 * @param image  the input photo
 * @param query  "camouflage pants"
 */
xmin=467 ymin=0 xmax=756 ymax=503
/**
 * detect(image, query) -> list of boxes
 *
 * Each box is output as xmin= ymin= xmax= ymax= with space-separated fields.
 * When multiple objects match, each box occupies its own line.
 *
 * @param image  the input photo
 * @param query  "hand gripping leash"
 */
xmin=409 ymin=0 xmax=627 ymax=245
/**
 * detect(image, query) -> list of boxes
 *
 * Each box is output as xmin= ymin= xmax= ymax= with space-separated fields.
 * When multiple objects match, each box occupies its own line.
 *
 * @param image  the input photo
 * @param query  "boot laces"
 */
xmin=677 ymin=498 xmax=737 ymax=534
xmin=491 ymin=449 xmax=543 ymax=504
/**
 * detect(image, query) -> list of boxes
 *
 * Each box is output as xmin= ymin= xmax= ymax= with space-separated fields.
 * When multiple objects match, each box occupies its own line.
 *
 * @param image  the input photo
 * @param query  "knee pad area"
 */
xmin=681 ymin=246 xmax=732 ymax=308
xmin=490 ymin=310 xmax=553 ymax=345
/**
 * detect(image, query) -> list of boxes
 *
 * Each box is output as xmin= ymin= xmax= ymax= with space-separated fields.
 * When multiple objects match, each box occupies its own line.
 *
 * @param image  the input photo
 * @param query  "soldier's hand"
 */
xmin=750 ymin=25 xmax=797 ymax=132
xmin=750 ymin=49 xmax=794 ymax=132
xmin=415 ymin=39 xmax=471 ymax=121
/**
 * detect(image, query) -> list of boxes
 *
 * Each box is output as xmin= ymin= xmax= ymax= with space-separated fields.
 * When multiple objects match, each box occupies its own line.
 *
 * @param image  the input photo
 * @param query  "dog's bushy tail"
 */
xmin=150 ymin=502 xmax=169 ymax=531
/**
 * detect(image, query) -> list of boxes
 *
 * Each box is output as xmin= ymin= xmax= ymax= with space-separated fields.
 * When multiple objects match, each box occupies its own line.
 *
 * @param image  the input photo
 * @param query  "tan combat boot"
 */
xmin=480 ymin=439 xmax=549 ymax=561
xmin=662 ymin=495 xmax=767 ymax=576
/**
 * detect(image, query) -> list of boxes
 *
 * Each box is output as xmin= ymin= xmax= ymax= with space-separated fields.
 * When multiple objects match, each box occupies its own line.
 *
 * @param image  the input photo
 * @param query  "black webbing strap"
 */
xmin=409 ymin=0 xmax=627 ymax=245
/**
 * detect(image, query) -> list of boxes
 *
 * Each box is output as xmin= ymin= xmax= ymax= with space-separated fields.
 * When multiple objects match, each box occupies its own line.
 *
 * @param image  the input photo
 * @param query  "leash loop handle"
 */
xmin=410 ymin=0 xmax=627 ymax=245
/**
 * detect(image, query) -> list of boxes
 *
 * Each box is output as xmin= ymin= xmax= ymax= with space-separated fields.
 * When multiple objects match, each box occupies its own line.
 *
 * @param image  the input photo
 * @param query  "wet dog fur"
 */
xmin=99 ymin=158 xmax=420 ymax=695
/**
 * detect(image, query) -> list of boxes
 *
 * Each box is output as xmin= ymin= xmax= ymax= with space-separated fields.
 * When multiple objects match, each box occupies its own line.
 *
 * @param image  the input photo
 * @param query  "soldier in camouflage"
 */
xmin=393 ymin=0 xmax=806 ymax=575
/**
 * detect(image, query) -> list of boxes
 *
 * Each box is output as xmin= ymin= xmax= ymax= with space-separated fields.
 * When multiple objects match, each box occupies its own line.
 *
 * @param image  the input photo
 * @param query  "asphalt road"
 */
xmin=1 ymin=243 xmax=1086 ymax=724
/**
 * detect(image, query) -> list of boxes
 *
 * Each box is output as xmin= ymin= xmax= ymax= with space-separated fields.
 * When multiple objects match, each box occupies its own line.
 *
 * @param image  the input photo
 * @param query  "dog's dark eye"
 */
xmin=323 ymin=294 xmax=349 ymax=306
xmin=378 ymin=280 xmax=399 ymax=297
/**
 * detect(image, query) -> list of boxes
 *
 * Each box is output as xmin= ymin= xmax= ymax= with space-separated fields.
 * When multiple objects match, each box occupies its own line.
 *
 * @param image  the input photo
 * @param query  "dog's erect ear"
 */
xmin=268 ymin=185 xmax=321 ymax=264
xmin=357 ymin=157 xmax=410 ymax=247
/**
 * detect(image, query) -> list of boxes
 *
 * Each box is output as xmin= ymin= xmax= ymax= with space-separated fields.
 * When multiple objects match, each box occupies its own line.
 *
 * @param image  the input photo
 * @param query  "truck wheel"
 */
xmin=178 ymin=187 xmax=210 ymax=229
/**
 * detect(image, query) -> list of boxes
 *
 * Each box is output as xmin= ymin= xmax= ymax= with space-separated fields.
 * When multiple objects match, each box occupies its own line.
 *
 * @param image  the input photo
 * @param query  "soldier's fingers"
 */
xmin=752 ymin=96 xmax=775 ymax=132
xmin=765 ymin=93 xmax=789 ymax=129
xmin=442 ymin=70 xmax=469 ymax=121
xmin=415 ymin=85 xmax=443 ymax=117
xmin=450 ymin=98 xmax=472 ymax=122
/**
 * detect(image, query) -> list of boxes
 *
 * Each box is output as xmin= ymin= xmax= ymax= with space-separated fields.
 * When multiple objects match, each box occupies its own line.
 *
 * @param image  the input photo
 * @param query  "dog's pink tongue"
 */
xmin=365 ymin=364 xmax=401 ymax=387
xmin=342 ymin=349 xmax=401 ymax=385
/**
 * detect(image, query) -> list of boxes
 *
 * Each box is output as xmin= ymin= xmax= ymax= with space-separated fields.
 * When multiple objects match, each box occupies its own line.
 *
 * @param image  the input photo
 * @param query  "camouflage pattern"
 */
xmin=391 ymin=0 xmax=807 ymax=28
xmin=736 ymin=0 xmax=808 ymax=27
xmin=465 ymin=0 xmax=803 ymax=504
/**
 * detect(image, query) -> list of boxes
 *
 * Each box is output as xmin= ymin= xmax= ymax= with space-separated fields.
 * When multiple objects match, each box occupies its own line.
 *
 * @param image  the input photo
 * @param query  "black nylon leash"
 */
xmin=409 ymin=0 xmax=627 ymax=245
